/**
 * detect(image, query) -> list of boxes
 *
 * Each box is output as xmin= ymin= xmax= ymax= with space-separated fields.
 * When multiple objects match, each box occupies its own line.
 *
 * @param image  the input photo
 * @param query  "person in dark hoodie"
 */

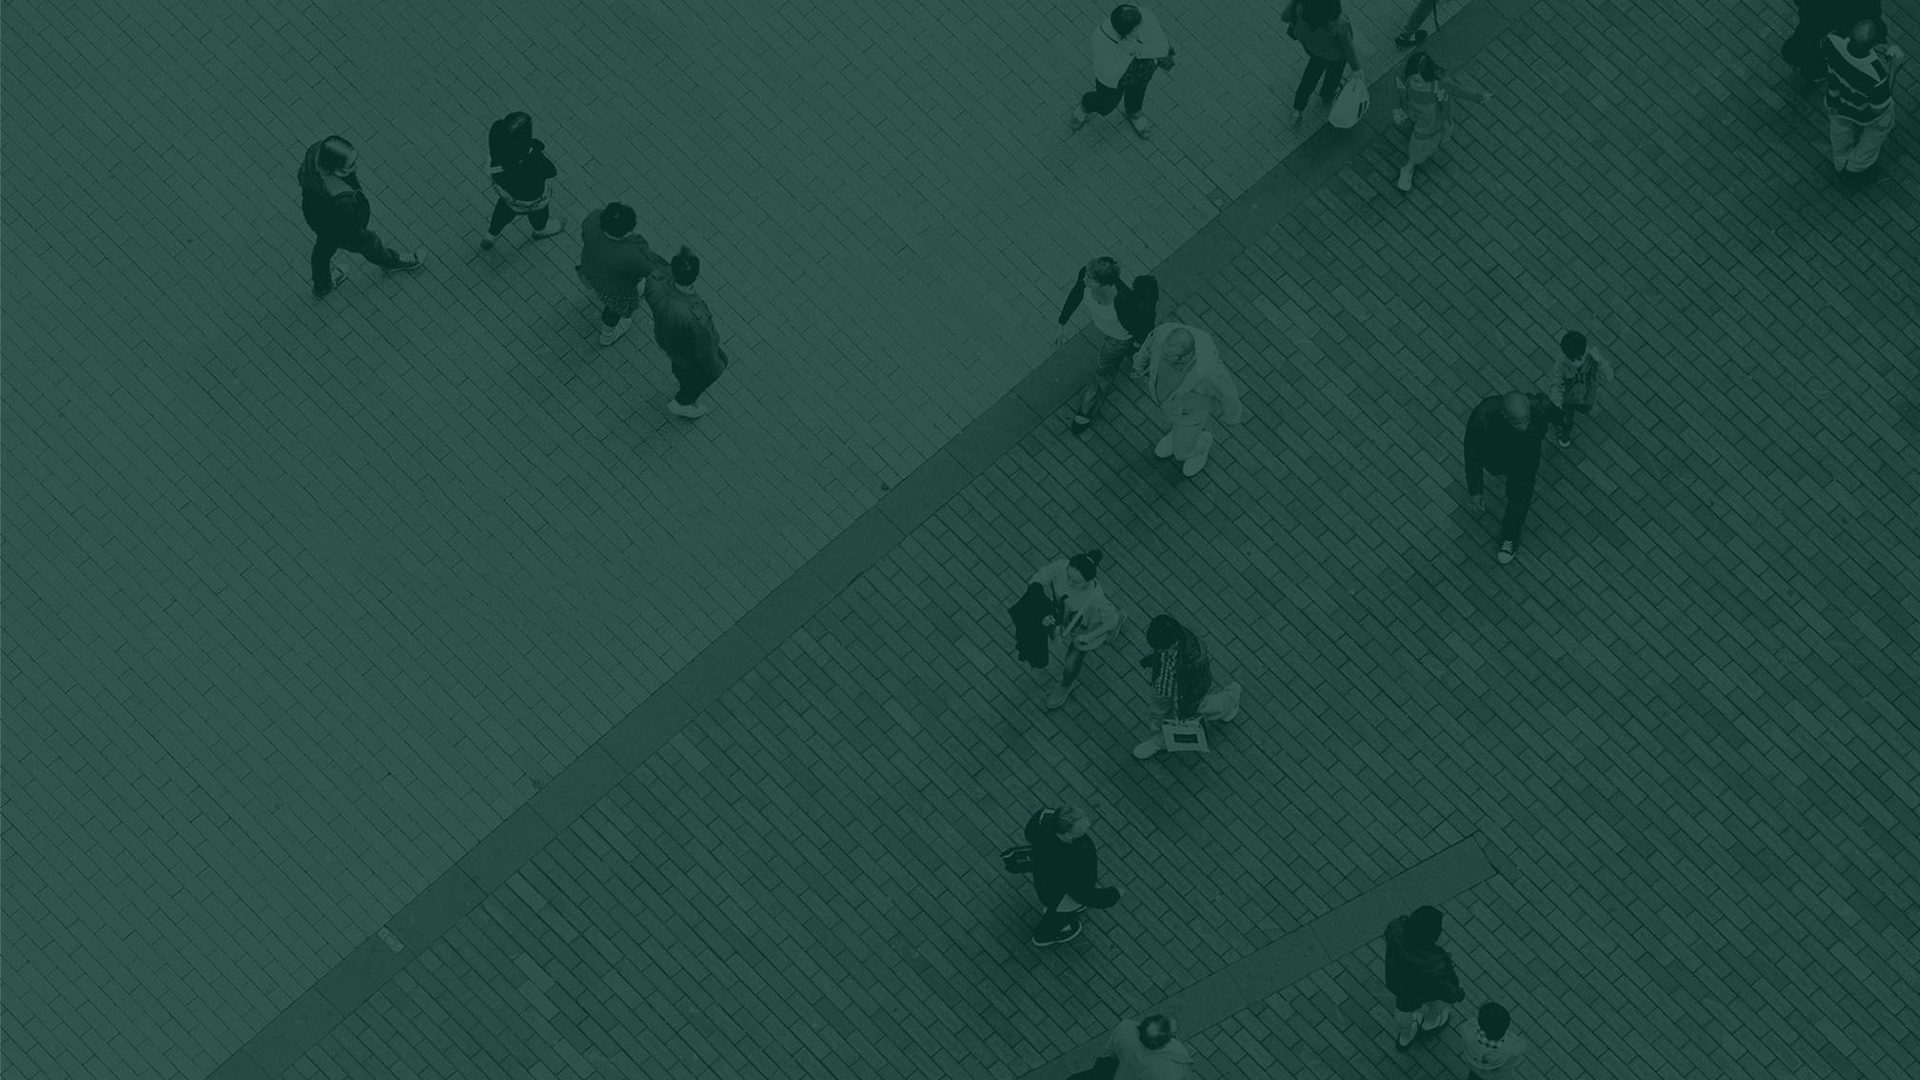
xmin=480 ymin=112 xmax=563 ymax=250
xmin=1055 ymin=259 xmax=1160 ymax=434
xmin=1025 ymin=805 xmax=1122 ymax=947
xmin=298 ymin=136 xmax=423 ymax=297
xmin=577 ymin=201 xmax=668 ymax=347
xmin=1463 ymin=391 xmax=1562 ymax=565
xmin=1383 ymin=905 xmax=1467 ymax=1051
xmin=645 ymin=246 xmax=730 ymax=419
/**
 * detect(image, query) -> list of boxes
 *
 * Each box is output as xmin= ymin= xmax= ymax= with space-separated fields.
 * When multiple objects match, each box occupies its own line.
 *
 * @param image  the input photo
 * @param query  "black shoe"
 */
xmin=312 ymin=265 xmax=348 ymax=297
xmin=385 ymin=251 xmax=425 ymax=272
xmin=1069 ymin=415 xmax=1092 ymax=435
xmin=1394 ymin=29 xmax=1428 ymax=48
xmin=1032 ymin=918 xmax=1083 ymax=947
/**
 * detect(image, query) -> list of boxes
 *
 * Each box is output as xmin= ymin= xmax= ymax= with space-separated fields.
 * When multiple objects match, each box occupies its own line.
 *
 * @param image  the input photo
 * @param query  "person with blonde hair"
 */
xmin=1133 ymin=324 xmax=1247 ymax=477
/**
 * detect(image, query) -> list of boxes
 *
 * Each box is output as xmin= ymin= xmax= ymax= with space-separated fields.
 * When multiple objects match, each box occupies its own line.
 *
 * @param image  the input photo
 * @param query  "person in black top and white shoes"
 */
xmin=1025 ymin=806 xmax=1121 ymax=947
xmin=481 ymin=112 xmax=563 ymax=250
xmin=1463 ymin=391 xmax=1561 ymax=565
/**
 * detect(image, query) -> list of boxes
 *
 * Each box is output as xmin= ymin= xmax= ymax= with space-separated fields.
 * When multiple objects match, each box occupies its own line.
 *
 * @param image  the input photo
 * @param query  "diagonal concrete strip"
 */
xmin=1014 ymin=836 xmax=1499 ymax=1080
xmin=203 ymin=3 xmax=1535 ymax=1076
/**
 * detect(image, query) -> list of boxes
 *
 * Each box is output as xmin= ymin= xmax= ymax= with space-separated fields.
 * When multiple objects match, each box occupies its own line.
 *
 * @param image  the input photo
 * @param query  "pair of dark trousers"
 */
xmin=671 ymin=348 xmax=726 ymax=405
xmin=1556 ymin=402 xmax=1591 ymax=438
xmin=311 ymin=228 xmax=404 ymax=292
xmin=1484 ymin=465 xmax=1539 ymax=543
xmin=1293 ymin=56 xmax=1347 ymax=111
xmin=487 ymin=198 xmax=551 ymax=236
xmin=1081 ymin=77 xmax=1150 ymax=118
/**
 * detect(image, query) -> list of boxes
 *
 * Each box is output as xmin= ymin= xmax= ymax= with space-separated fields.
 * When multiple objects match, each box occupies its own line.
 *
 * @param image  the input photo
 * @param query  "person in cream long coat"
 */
xmin=1132 ymin=323 xmax=1247 ymax=477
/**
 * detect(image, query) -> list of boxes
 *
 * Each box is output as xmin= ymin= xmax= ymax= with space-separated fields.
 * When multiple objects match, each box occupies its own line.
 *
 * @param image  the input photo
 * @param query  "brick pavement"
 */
xmin=2 ymin=0 xmax=1424 ymax=1077
xmin=7 ymin=1 xmax=1920 ymax=1080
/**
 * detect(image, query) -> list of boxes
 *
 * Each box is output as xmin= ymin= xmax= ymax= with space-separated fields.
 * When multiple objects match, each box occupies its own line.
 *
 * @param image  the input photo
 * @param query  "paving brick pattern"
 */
xmin=1 ymin=1 xmax=1419 ymax=1077
xmin=263 ymin=1 xmax=1919 ymax=1077
xmin=6 ymin=0 xmax=1919 ymax=1079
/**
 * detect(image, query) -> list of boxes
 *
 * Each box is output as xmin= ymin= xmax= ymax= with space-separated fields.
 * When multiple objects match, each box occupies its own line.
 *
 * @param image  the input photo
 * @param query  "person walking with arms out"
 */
xmin=1282 ymin=0 xmax=1362 ymax=125
xmin=480 ymin=112 xmax=563 ymax=250
xmin=1542 ymin=330 xmax=1613 ymax=448
xmin=298 ymin=135 xmax=423 ymax=297
xmin=1393 ymin=51 xmax=1492 ymax=191
xmin=1056 ymin=258 xmax=1160 ymax=434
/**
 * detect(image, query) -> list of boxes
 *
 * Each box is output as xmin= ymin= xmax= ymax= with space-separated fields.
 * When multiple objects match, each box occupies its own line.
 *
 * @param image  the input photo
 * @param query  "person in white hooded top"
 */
xmin=1133 ymin=323 xmax=1247 ymax=477
xmin=1068 ymin=5 xmax=1177 ymax=139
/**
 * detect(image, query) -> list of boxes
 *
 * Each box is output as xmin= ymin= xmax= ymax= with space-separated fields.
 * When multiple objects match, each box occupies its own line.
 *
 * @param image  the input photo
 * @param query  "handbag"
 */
xmin=1001 ymin=845 xmax=1036 ymax=873
xmin=1328 ymin=73 xmax=1370 ymax=128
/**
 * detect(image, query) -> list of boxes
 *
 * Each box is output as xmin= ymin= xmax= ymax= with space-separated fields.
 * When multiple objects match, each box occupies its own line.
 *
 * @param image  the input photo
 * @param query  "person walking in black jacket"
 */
xmin=1463 ymin=391 xmax=1561 ymax=564
xmin=480 ymin=112 xmax=563 ymax=250
xmin=1383 ymin=905 xmax=1468 ymax=1051
xmin=298 ymin=136 xmax=422 ymax=297
xmin=1025 ymin=806 xmax=1121 ymax=947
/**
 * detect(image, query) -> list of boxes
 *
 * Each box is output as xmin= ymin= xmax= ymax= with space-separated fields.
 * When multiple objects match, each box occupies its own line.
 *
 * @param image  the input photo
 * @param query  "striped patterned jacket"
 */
xmin=1823 ymin=34 xmax=1898 ymax=123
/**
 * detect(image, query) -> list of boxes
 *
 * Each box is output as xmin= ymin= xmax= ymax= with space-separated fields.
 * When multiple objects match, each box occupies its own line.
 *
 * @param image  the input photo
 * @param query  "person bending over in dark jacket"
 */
xmin=1026 ymin=805 xmax=1122 ymax=947
xmin=298 ymin=136 xmax=422 ymax=298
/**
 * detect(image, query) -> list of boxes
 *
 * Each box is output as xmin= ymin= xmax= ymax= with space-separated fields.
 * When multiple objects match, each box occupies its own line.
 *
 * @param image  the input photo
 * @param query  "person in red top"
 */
xmin=297 ymin=135 xmax=423 ymax=298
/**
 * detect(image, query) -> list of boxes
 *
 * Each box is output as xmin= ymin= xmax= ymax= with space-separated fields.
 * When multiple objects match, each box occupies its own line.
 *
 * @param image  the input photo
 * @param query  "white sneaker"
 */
xmin=1132 ymin=736 xmax=1163 ymax=760
xmin=1154 ymin=432 xmax=1176 ymax=458
xmin=668 ymin=399 xmax=711 ymax=418
xmin=1181 ymin=431 xmax=1214 ymax=476
xmin=1396 ymin=166 xmax=1415 ymax=192
xmin=598 ymin=316 xmax=632 ymax=346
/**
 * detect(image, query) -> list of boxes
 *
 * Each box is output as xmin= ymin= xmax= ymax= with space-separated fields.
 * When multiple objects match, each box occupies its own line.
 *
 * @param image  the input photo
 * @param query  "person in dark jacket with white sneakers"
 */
xmin=1383 ymin=905 xmax=1468 ymax=1051
xmin=1026 ymin=806 xmax=1121 ymax=947
xmin=1463 ymin=391 xmax=1561 ymax=564
xmin=298 ymin=136 xmax=423 ymax=297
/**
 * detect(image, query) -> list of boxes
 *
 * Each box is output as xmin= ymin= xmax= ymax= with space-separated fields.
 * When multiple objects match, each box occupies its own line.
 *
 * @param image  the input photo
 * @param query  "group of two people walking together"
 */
xmin=296 ymin=113 xmax=728 ymax=417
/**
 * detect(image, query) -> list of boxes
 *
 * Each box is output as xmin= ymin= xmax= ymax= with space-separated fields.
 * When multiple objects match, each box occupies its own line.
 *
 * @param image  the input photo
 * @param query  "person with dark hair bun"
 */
xmin=644 ymin=244 xmax=730 ymax=418
xmin=1027 ymin=550 xmax=1122 ymax=710
xmin=297 ymin=134 xmax=423 ymax=297
xmin=576 ymin=201 xmax=668 ymax=346
xmin=480 ymin=111 xmax=562 ymax=250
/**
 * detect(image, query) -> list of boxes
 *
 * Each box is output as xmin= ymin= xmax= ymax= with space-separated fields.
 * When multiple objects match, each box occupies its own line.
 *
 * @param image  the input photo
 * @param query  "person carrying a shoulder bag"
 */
xmin=1022 ymin=806 xmax=1121 ymax=947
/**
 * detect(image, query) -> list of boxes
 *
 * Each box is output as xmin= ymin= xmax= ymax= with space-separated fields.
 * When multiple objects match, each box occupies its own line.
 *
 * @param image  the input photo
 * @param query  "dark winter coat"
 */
xmin=298 ymin=140 xmax=372 ymax=236
xmin=577 ymin=218 xmax=667 ymax=298
xmin=1462 ymin=392 xmax=1562 ymax=544
xmin=1025 ymin=809 xmax=1121 ymax=913
xmin=1383 ymin=915 xmax=1465 ymax=1010
xmin=491 ymin=138 xmax=558 ymax=203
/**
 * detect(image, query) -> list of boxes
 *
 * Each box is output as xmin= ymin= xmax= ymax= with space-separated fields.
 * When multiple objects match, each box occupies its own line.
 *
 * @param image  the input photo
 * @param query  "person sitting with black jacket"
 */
xmin=1025 ymin=806 xmax=1121 ymax=947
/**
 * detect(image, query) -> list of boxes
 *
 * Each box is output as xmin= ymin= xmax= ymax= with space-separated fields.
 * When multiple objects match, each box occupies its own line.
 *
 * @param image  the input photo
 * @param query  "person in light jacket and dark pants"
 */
xmin=645 ymin=246 xmax=730 ymax=418
xmin=1069 ymin=5 xmax=1177 ymax=139
xmin=1026 ymin=806 xmax=1122 ymax=947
